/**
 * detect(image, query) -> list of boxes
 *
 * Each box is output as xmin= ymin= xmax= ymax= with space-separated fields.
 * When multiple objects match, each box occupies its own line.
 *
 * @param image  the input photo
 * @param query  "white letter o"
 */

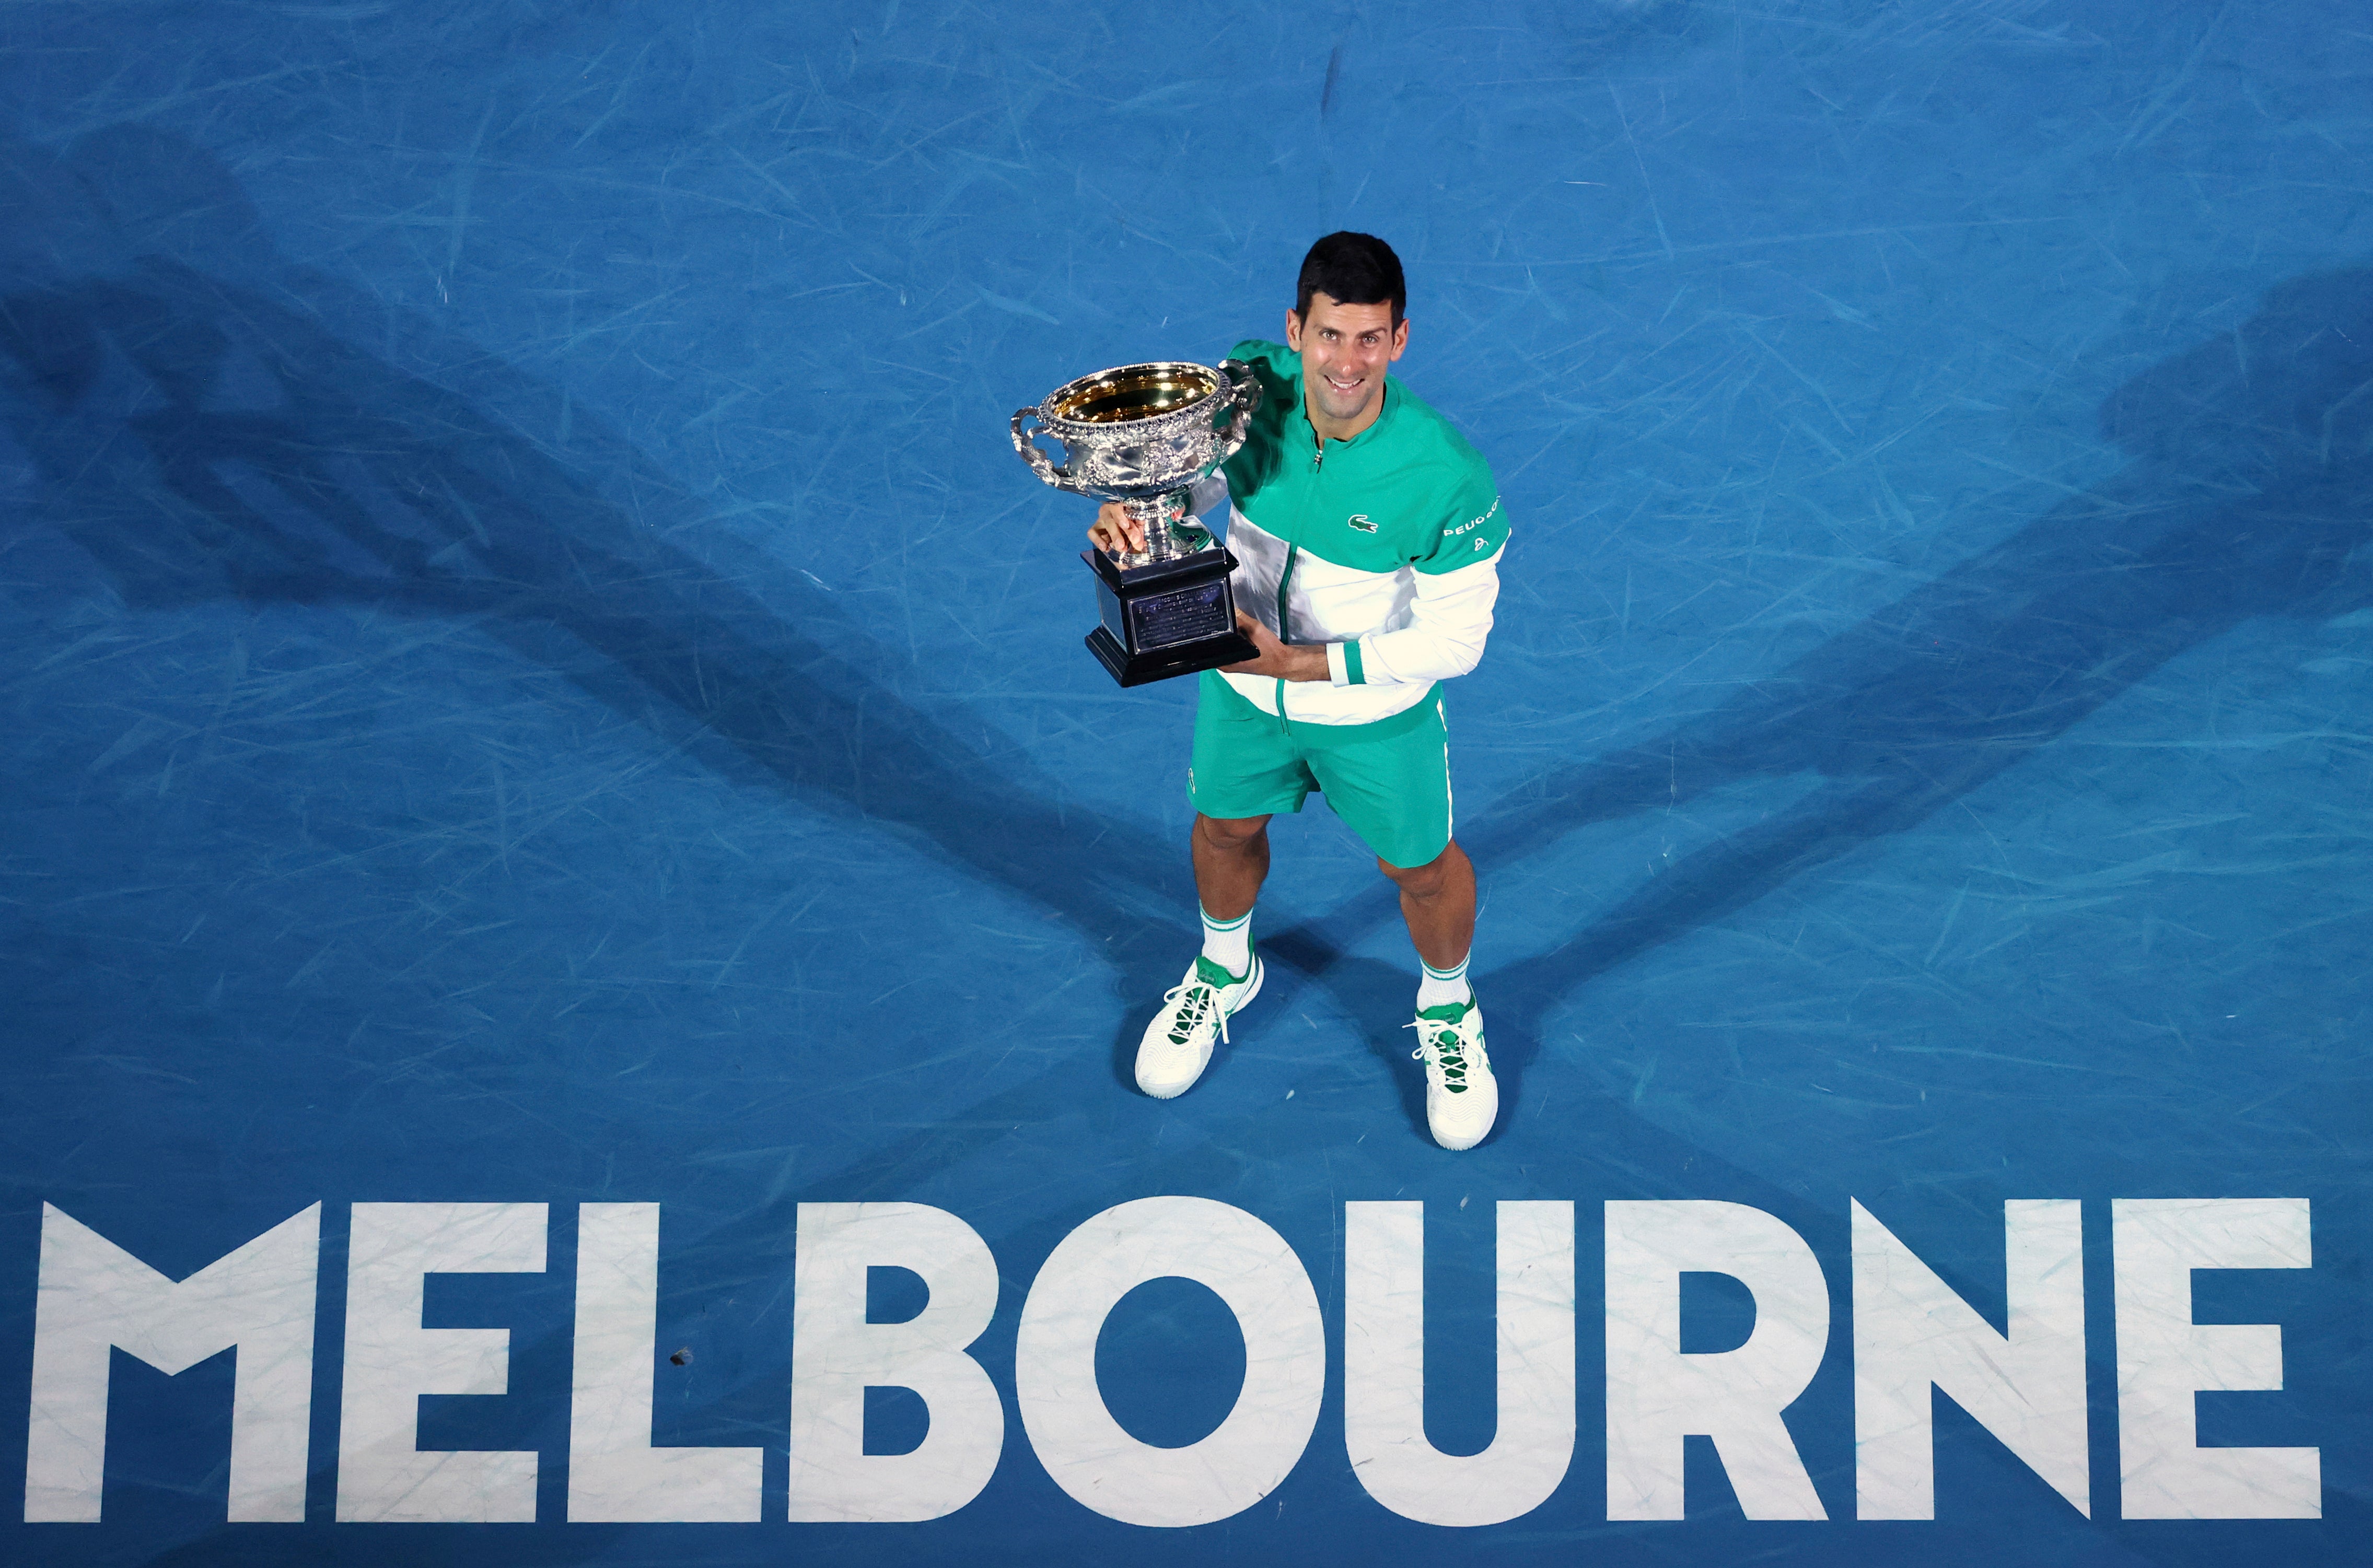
xmin=1016 ymin=1197 xmax=1324 ymax=1526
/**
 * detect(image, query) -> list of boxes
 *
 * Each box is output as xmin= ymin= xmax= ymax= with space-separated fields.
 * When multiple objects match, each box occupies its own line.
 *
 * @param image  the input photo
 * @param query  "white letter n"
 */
xmin=1852 ymin=1199 xmax=2087 ymax=1518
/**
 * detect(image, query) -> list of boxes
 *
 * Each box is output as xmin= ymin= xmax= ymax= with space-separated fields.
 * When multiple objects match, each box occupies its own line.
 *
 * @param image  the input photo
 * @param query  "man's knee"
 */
xmin=1196 ymin=812 xmax=1271 ymax=852
xmin=1378 ymin=839 xmax=1461 ymax=895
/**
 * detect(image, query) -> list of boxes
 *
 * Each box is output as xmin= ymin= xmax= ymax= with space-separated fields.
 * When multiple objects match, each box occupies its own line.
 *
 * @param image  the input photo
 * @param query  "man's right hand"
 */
xmin=1088 ymin=501 xmax=1149 ymax=556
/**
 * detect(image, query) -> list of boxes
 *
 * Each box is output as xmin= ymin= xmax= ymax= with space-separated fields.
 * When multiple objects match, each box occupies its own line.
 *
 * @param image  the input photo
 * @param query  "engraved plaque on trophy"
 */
xmin=1011 ymin=359 xmax=1262 ymax=686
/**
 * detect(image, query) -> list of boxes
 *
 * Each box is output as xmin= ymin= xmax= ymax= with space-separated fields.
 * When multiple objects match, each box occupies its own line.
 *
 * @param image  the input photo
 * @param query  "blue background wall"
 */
xmin=1 ymin=0 xmax=2368 ymax=1561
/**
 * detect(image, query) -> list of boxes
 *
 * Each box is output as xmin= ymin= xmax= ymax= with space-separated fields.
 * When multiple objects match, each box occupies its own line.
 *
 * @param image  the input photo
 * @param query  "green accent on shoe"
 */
xmin=1413 ymin=999 xmax=1479 ymax=1092
xmin=1164 ymin=955 xmax=1251 ymax=1048
xmin=1195 ymin=954 xmax=1249 ymax=988
xmin=1166 ymin=989 xmax=1214 ymax=1045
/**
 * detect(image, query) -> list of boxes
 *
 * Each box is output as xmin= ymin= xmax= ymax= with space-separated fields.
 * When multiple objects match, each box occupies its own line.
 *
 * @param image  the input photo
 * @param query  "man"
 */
xmin=1088 ymin=231 xmax=1510 ymax=1150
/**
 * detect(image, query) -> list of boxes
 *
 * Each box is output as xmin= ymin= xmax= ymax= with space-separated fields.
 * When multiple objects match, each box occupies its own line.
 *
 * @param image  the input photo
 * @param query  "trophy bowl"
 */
xmin=1013 ymin=359 xmax=1264 ymax=686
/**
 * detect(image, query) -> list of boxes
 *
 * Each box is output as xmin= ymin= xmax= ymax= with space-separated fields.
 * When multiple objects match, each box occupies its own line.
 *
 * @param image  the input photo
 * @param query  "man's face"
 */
xmin=1286 ymin=291 xmax=1407 ymax=428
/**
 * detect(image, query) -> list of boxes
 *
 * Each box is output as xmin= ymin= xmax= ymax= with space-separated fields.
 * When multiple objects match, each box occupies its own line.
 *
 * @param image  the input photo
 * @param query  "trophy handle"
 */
xmin=1217 ymin=358 xmax=1262 ymax=457
xmin=1011 ymin=407 xmax=1068 ymax=488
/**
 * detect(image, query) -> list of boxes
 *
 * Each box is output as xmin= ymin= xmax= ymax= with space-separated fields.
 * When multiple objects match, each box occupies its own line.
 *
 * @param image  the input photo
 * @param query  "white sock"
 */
xmin=1200 ymin=906 xmax=1252 ymax=977
xmin=1417 ymin=953 xmax=1472 ymax=1010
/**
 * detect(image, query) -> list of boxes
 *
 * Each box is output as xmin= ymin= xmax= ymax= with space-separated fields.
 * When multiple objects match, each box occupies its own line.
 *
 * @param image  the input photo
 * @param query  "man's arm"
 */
xmin=1220 ymin=541 xmax=1504 ymax=686
xmin=1220 ymin=611 xmax=1330 ymax=681
xmin=1324 ymin=544 xmax=1504 ymax=687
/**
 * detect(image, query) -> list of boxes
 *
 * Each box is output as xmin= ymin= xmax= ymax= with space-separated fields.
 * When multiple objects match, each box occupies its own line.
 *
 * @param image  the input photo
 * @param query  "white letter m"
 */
xmin=25 ymin=1203 xmax=320 ymax=1523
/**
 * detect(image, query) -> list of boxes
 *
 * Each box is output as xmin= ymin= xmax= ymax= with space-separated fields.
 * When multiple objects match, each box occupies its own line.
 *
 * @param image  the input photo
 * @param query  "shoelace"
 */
xmin=1164 ymin=981 xmax=1230 ymax=1046
xmin=1406 ymin=1019 xmax=1471 ymax=1093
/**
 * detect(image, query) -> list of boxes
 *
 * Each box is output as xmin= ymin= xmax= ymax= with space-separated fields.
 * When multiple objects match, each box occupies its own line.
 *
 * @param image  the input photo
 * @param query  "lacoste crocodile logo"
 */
xmin=1347 ymin=514 xmax=1377 ymax=532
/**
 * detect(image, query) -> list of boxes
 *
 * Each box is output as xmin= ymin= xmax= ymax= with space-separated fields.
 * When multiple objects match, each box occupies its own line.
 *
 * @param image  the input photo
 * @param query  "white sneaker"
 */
xmin=1408 ymin=996 xmax=1497 ymax=1150
xmin=1135 ymin=953 xmax=1264 ymax=1099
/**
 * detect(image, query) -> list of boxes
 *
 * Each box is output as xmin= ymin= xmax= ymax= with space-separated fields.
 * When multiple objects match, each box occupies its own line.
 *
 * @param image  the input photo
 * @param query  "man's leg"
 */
xmin=1383 ymin=840 xmax=1492 ymax=1148
xmin=1308 ymin=703 xmax=1494 ymax=1150
xmin=1137 ymin=813 xmax=1275 ymax=1099
xmin=1143 ymin=675 xmax=1307 ymax=1101
xmin=1193 ymin=812 xmax=1273 ymax=923
xmin=1377 ymin=838 xmax=1475 ymax=973
xmin=1298 ymin=695 xmax=1462 ymax=983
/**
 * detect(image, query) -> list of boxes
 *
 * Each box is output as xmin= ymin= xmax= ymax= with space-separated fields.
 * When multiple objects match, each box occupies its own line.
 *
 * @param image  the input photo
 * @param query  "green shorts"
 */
xmin=1188 ymin=671 xmax=1453 ymax=870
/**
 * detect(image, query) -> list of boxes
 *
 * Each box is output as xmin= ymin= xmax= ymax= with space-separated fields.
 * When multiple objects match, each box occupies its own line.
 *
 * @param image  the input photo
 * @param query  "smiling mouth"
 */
xmin=1324 ymin=375 xmax=1364 ymax=395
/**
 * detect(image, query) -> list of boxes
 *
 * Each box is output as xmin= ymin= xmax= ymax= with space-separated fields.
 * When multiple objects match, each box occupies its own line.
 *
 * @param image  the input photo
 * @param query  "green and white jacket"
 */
xmin=1191 ymin=339 xmax=1510 ymax=727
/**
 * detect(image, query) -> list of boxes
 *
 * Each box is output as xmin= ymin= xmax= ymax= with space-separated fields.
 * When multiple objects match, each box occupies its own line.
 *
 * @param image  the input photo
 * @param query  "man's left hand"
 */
xmin=1219 ymin=610 xmax=1331 ymax=682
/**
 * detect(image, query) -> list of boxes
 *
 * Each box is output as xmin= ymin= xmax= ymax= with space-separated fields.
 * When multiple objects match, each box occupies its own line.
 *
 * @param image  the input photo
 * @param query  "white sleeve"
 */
xmin=1329 ymin=542 xmax=1505 ymax=688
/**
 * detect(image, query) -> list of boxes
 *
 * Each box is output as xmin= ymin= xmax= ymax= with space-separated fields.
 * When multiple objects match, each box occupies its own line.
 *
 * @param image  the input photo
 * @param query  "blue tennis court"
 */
xmin=2 ymin=1 xmax=2367 ymax=1562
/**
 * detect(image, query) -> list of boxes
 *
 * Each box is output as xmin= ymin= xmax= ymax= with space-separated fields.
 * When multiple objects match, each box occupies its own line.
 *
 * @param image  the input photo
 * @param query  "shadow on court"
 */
xmin=0 ymin=123 xmax=1203 ymax=1097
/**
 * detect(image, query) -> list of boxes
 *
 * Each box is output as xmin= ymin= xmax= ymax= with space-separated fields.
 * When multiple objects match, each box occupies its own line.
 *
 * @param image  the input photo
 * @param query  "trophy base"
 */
xmin=1083 ymin=546 xmax=1258 ymax=687
xmin=1085 ymin=625 xmax=1259 ymax=687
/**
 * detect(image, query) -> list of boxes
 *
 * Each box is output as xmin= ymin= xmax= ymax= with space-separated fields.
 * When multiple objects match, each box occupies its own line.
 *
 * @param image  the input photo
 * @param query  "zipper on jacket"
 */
xmin=1283 ymin=422 xmax=1316 ymax=637
xmin=1274 ymin=536 xmax=1300 ymax=716
xmin=1282 ymin=411 xmax=1319 ymax=711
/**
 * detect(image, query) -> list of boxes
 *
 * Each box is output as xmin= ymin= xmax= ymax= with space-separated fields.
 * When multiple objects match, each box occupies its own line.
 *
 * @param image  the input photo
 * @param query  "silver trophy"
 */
xmin=1011 ymin=359 xmax=1263 ymax=685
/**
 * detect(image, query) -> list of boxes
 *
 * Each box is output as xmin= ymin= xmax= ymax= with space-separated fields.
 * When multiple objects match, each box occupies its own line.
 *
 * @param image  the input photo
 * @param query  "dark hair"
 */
xmin=1295 ymin=231 xmax=1405 ymax=326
